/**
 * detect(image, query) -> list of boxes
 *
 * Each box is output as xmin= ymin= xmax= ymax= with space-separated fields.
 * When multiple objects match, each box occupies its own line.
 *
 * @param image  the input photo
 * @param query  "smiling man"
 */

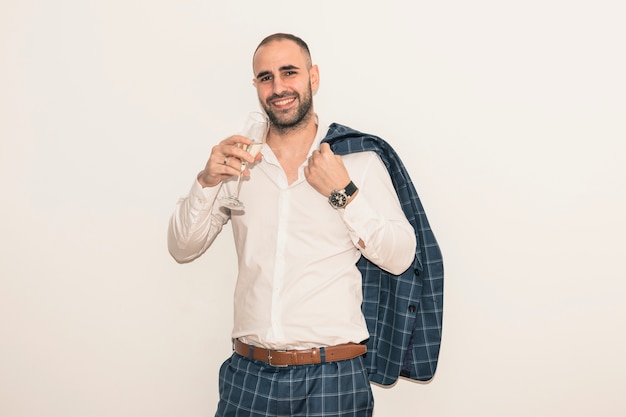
xmin=168 ymin=33 xmax=443 ymax=417
xmin=253 ymin=40 xmax=316 ymax=131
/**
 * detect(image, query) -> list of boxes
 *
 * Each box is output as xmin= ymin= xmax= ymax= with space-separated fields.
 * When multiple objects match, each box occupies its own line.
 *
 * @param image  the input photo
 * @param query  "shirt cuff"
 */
xmin=189 ymin=179 xmax=221 ymax=210
xmin=338 ymin=192 xmax=379 ymax=243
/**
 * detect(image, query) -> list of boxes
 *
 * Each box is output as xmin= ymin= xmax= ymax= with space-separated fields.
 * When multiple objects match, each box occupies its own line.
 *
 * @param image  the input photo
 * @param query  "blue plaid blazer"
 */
xmin=322 ymin=123 xmax=444 ymax=385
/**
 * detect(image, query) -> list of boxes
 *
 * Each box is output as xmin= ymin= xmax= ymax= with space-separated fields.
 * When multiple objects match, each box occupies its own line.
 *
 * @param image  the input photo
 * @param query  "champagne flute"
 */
xmin=219 ymin=112 xmax=269 ymax=210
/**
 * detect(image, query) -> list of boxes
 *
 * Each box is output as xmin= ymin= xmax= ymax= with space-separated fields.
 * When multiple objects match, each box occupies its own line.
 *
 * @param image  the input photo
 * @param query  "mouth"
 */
xmin=270 ymin=95 xmax=297 ymax=110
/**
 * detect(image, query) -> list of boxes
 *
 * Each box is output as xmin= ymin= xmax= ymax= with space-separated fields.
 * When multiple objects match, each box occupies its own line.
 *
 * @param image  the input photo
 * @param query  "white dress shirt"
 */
xmin=168 ymin=119 xmax=416 ymax=349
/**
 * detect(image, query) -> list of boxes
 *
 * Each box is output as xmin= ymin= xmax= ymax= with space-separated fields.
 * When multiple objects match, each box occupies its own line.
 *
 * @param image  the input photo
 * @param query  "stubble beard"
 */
xmin=262 ymin=85 xmax=314 ymax=134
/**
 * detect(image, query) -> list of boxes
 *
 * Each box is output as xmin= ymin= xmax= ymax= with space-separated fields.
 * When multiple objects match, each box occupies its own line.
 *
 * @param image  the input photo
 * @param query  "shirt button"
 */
xmin=408 ymin=305 xmax=417 ymax=313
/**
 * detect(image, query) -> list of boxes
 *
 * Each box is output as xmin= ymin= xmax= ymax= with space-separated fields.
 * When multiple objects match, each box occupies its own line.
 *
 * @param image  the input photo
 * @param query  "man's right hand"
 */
xmin=197 ymin=135 xmax=261 ymax=188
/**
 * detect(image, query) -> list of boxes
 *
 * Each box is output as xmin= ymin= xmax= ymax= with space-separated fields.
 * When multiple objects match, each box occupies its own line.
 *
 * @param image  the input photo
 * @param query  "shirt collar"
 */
xmin=307 ymin=114 xmax=330 ymax=157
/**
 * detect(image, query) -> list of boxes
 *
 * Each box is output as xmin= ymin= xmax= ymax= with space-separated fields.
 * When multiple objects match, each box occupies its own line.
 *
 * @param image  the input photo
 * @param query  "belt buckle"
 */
xmin=267 ymin=349 xmax=289 ymax=367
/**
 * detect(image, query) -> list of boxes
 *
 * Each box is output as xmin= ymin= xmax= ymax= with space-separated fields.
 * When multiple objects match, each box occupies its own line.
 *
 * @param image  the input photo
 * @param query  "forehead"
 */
xmin=252 ymin=40 xmax=308 ymax=74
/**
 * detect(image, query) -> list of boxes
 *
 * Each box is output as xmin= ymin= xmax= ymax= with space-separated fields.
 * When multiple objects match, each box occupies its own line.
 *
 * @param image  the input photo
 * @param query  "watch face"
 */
xmin=329 ymin=191 xmax=347 ymax=208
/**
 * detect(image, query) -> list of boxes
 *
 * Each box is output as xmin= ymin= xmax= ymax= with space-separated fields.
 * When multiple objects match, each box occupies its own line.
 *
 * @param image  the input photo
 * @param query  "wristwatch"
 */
xmin=328 ymin=181 xmax=358 ymax=209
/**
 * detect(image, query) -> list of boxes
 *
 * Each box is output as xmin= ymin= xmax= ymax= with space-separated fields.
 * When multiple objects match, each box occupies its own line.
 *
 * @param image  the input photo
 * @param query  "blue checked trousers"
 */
xmin=215 ymin=352 xmax=374 ymax=417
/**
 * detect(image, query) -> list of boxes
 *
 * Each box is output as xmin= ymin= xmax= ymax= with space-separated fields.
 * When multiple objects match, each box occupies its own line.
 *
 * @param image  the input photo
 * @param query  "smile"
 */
xmin=272 ymin=97 xmax=296 ymax=107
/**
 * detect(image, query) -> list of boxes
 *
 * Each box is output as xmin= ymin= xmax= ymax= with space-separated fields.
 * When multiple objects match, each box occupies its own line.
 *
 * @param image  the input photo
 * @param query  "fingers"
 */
xmin=205 ymin=136 xmax=257 ymax=180
xmin=220 ymin=135 xmax=257 ymax=165
xmin=221 ymin=155 xmax=247 ymax=173
xmin=309 ymin=143 xmax=337 ymax=165
xmin=305 ymin=144 xmax=352 ymax=198
xmin=199 ymin=134 xmax=263 ymax=187
xmin=308 ymin=143 xmax=339 ymax=171
xmin=214 ymin=149 xmax=246 ymax=175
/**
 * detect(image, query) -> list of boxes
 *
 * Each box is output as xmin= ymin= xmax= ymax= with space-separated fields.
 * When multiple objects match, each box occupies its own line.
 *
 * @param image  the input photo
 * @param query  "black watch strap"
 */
xmin=344 ymin=181 xmax=358 ymax=198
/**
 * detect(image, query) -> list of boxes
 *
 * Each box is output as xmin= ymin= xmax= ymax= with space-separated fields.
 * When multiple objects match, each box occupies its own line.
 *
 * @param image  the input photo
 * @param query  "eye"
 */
xmin=260 ymin=75 xmax=272 ymax=82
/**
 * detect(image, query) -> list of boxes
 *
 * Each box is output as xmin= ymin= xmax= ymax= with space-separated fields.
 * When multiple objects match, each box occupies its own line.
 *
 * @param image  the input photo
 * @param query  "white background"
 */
xmin=1 ymin=0 xmax=625 ymax=416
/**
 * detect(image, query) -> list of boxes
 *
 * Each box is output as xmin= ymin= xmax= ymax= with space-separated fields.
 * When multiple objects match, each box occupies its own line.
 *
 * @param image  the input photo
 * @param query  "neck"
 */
xmin=266 ymin=113 xmax=318 ymax=158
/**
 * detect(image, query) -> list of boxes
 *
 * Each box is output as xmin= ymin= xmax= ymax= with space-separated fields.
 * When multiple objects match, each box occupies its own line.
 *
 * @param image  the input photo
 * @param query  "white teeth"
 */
xmin=275 ymin=98 xmax=295 ymax=106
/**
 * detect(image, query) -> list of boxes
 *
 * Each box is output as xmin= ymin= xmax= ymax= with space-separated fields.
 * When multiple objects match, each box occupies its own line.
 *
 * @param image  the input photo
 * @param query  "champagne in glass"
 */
xmin=245 ymin=142 xmax=264 ymax=159
xmin=219 ymin=112 xmax=268 ymax=210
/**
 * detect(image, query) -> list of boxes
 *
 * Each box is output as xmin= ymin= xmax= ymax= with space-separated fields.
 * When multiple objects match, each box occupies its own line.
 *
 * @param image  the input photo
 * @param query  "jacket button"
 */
xmin=408 ymin=305 xmax=417 ymax=313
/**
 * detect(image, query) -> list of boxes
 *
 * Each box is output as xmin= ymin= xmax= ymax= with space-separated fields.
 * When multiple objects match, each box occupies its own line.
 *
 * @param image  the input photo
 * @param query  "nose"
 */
xmin=271 ymin=77 xmax=287 ymax=95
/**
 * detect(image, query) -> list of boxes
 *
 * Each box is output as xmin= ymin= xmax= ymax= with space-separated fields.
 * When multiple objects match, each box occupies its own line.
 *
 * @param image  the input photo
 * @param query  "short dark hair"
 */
xmin=254 ymin=33 xmax=312 ymax=68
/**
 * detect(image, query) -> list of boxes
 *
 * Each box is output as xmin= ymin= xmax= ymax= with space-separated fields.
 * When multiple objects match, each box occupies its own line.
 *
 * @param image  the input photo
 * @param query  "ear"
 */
xmin=309 ymin=64 xmax=320 ymax=94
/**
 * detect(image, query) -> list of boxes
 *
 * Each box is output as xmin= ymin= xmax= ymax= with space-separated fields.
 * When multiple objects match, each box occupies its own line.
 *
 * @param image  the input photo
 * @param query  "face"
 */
xmin=252 ymin=40 xmax=319 ymax=131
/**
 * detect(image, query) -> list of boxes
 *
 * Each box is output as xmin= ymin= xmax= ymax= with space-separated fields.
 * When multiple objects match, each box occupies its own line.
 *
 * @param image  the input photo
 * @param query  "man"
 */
xmin=168 ymin=33 xmax=435 ymax=417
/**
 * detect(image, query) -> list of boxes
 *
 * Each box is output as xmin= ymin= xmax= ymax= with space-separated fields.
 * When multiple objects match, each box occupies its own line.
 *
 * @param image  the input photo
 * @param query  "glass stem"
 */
xmin=234 ymin=162 xmax=246 ymax=198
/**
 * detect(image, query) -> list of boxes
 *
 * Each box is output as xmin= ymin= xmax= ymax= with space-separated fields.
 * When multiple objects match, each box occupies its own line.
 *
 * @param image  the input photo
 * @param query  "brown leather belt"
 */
xmin=234 ymin=339 xmax=367 ymax=367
